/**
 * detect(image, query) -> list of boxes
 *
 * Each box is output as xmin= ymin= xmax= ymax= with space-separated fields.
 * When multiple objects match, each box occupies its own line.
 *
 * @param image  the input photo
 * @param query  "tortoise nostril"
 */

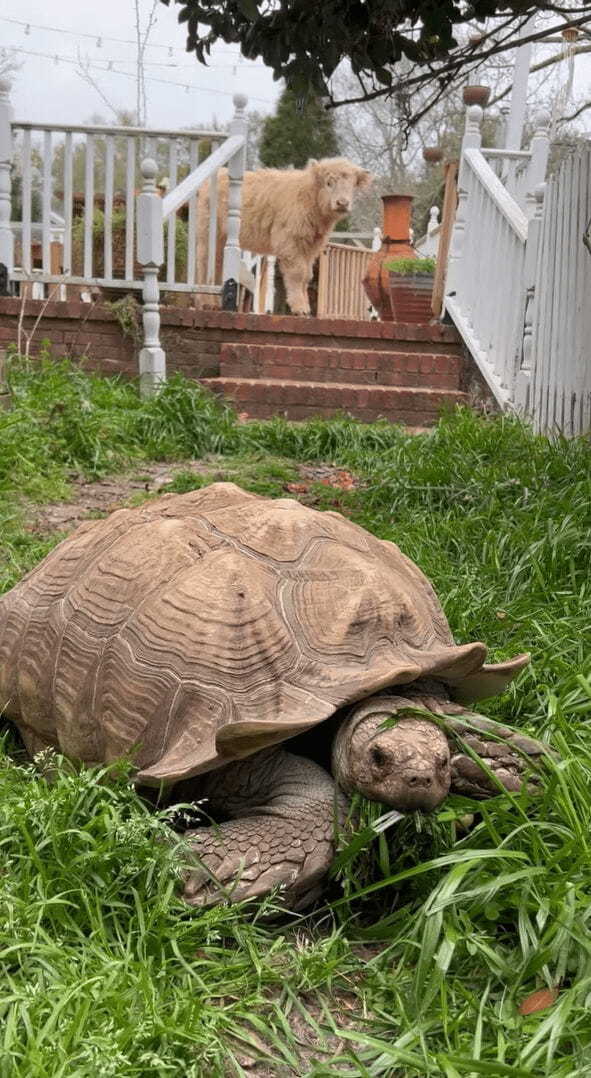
xmin=371 ymin=746 xmax=387 ymax=767
xmin=408 ymin=774 xmax=432 ymax=788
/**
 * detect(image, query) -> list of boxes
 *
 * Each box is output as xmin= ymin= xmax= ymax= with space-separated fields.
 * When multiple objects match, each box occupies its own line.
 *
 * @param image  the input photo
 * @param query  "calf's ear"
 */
xmin=356 ymin=168 xmax=372 ymax=189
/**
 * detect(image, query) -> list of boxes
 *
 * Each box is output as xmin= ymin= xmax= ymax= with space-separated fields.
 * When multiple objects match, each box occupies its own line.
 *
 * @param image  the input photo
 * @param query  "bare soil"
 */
xmin=25 ymin=460 xmax=363 ymax=537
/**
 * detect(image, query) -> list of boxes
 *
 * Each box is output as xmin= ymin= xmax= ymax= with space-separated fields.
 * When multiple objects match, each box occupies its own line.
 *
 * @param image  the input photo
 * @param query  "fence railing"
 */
xmin=445 ymin=104 xmax=550 ymax=408
xmin=482 ymin=148 xmax=532 ymax=214
xmin=0 ymin=76 xmax=249 ymax=301
xmin=0 ymin=77 xmax=248 ymax=394
xmin=6 ymin=114 xmax=229 ymax=296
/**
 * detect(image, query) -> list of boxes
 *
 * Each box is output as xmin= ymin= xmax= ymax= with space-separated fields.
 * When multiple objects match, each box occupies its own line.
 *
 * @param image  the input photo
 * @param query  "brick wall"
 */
xmin=0 ymin=297 xmax=464 ymax=383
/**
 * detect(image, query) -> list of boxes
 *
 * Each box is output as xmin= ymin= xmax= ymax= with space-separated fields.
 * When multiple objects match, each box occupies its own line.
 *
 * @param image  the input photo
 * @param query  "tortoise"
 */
xmin=0 ymin=482 xmax=548 ymax=908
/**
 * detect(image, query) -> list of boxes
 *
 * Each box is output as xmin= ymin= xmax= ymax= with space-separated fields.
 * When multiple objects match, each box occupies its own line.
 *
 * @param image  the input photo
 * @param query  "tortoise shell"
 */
xmin=0 ymin=483 xmax=527 ymax=785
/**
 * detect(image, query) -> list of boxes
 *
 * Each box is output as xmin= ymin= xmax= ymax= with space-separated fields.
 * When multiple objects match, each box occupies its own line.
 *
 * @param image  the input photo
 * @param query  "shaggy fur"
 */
xmin=197 ymin=157 xmax=372 ymax=314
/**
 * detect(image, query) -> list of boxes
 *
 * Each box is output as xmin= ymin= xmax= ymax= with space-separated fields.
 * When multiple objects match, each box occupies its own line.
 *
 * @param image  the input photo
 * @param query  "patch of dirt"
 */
xmin=227 ymin=985 xmax=373 ymax=1076
xmin=25 ymin=461 xmax=214 ymax=535
xmin=25 ymin=460 xmax=363 ymax=536
xmin=292 ymin=465 xmax=359 ymax=491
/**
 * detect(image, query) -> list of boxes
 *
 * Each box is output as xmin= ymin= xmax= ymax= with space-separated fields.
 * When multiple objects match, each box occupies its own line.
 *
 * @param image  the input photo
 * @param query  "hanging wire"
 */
xmin=5 ymin=45 xmax=274 ymax=103
xmin=0 ymin=14 xmax=251 ymax=58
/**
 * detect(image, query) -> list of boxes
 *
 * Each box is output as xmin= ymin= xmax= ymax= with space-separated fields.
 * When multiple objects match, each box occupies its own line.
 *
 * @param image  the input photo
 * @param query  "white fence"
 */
xmin=0 ymin=77 xmax=248 ymax=393
xmin=446 ymin=105 xmax=550 ymax=409
xmin=528 ymin=148 xmax=591 ymax=437
xmin=446 ymin=101 xmax=591 ymax=436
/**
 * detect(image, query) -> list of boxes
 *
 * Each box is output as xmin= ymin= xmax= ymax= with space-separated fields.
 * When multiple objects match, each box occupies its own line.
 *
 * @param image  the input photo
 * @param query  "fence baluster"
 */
xmin=83 ymin=133 xmax=95 ymax=279
xmin=0 ymin=78 xmax=13 ymax=283
xmin=104 ymin=135 xmax=114 ymax=281
xmin=21 ymin=128 xmax=32 ymax=275
xmin=42 ymin=130 xmax=52 ymax=275
xmin=186 ymin=139 xmax=198 ymax=287
xmin=62 ymin=132 xmax=73 ymax=275
xmin=207 ymin=167 xmax=218 ymax=286
xmin=125 ymin=137 xmax=135 ymax=281
xmin=166 ymin=139 xmax=178 ymax=285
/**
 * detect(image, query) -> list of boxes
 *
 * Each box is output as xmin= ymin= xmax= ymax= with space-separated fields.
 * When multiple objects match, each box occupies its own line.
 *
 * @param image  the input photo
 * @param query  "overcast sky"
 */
xmin=2 ymin=2 xmax=590 ymax=137
xmin=2 ymin=0 xmax=281 ymax=128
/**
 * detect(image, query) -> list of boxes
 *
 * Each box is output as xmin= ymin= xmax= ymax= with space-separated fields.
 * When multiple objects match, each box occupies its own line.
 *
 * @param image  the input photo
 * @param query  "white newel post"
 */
xmin=137 ymin=158 xmax=165 ymax=397
xmin=504 ymin=18 xmax=535 ymax=152
xmin=445 ymin=104 xmax=482 ymax=302
xmin=222 ymin=93 xmax=248 ymax=311
xmin=515 ymin=183 xmax=545 ymax=413
xmin=0 ymin=78 xmax=14 ymax=294
xmin=525 ymin=110 xmax=550 ymax=216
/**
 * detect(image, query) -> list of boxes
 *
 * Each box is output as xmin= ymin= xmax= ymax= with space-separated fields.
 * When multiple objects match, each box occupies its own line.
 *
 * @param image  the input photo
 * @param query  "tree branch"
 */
xmin=326 ymin=13 xmax=591 ymax=116
xmin=488 ymin=41 xmax=591 ymax=107
xmin=559 ymin=98 xmax=591 ymax=122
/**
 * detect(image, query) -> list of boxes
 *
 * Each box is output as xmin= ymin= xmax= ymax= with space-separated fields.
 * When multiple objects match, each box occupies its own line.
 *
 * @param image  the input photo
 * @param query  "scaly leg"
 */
xmin=396 ymin=682 xmax=551 ymax=798
xmin=182 ymin=748 xmax=347 ymax=908
xmin=444 ymin=713 xmax=550 ymax=798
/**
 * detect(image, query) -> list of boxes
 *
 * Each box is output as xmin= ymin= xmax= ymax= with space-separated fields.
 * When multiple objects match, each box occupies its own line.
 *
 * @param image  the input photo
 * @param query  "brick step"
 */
xmin=201 ymin=376 xmax=468 ymax=426
xmin=219 ymin=343 xmax=463 ymax=390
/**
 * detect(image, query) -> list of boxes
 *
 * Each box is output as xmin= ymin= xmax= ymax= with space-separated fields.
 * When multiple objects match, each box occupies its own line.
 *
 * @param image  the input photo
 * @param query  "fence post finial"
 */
xmin=137 ymin=156 xmax=165 ymax=397
xmin=463 ymin=104 xmax=483 ymax=151
xmin=222 ymin=94 xmax=249 ymax=310
xmin=428 ymin=206 xmax=440 ymax=233
xmin=0 ymin=78 xmax=14 ymax=290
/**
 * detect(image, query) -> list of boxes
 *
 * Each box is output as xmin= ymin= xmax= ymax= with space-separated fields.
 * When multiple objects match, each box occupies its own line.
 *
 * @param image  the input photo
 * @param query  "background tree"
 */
xmin=332 ymin=27 xmax=589 ymax=239
xmin=259 ymin=87 xmax=339 ymax=169
xmin=161 ymin=1 xmax=591 ymax=123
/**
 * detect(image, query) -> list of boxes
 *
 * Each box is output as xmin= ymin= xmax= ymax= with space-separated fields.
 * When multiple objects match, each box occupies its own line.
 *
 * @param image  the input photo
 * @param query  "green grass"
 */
xmin=1 ymin=353 xmax=591 ymax=1075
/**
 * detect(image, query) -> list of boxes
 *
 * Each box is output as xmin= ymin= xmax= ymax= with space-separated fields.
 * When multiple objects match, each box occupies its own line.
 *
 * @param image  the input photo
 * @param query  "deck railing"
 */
xmin=0 ymin=77 xmax=248 ymax=393
xmin=528 ymin=147 xmax=591 ymax=436
xmin=445 ymin=104 xmax=550 ymax=408
xmin=6 ymin=111 xmax=229 ymax=294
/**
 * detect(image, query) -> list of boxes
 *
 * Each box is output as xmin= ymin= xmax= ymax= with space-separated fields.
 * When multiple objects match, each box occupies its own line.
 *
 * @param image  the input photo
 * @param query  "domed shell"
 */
xmin=0 ymin=483 xmax=527 ymax=784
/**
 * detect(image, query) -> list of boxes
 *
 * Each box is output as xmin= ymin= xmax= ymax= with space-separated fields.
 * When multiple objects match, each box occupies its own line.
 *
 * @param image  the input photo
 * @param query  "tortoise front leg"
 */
xmin=444 ymin=713 xmax=551 ymax=798
xmin=182 ymin=749 xmax=346 ymax=908
xmin=392 ymin=684 xmax=552 ymax=799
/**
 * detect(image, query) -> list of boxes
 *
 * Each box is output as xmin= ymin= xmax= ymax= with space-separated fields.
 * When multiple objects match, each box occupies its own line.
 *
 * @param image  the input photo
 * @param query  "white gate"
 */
xmin=446 ymin=99 xmax=591 ymax=437
xmin=529 ymin=147 xmax=591 ymax=437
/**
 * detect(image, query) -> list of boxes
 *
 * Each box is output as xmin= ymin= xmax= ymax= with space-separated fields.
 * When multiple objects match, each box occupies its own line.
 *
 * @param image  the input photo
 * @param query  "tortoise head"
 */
xmin=331 ymin=695 xmax=451 ymax=812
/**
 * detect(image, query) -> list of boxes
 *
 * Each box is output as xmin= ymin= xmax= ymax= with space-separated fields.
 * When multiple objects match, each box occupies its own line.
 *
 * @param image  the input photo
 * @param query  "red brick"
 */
xmin=201 ymin=375 xmax=467 ymax=425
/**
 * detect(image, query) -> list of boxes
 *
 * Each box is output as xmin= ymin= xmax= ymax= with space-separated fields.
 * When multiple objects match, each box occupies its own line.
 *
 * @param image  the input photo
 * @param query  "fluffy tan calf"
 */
xmin=197 ymin=157 xmax=372 ymax=314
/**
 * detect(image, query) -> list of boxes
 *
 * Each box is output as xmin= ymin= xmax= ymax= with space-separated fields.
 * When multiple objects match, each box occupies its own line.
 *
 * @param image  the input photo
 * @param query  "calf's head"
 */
xmin=309 ymin=157 xmax=372 ymax=218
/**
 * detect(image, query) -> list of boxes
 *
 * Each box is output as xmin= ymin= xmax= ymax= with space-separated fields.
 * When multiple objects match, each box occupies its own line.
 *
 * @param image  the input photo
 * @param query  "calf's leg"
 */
xmin=279 ymin=257 xmax=312 ymax=315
